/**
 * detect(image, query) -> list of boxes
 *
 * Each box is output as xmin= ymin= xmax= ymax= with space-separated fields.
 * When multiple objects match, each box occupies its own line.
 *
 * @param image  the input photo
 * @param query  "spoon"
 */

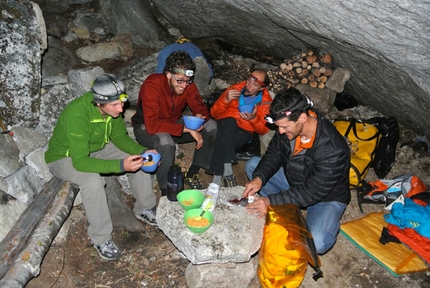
xmin=196 ymin=201 xmax=213 ymax=220
xmin=143 ymin=154 xmax=153 ymax=161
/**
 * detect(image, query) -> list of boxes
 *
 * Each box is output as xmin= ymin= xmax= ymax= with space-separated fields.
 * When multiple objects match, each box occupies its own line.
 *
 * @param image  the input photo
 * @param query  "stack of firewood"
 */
xmin=267 ymin=50 xmax=334 ymax=92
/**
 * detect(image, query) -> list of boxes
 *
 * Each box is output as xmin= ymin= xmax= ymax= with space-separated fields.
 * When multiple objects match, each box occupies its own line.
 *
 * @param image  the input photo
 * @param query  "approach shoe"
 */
xmin=223 ymin=174 xmax=237 ymax=187
xmin=136 ymin=207 xmax=158 ymax=227
xmin=184 ymin=174 xmax=204 ymax=189
xmin=92 ymin=239 xmax=121 ymax=260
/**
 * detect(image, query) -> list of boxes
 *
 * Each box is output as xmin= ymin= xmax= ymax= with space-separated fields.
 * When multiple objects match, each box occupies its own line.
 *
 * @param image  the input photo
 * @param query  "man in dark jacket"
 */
xmin=242 ymin=87 xmax=350 ymax=254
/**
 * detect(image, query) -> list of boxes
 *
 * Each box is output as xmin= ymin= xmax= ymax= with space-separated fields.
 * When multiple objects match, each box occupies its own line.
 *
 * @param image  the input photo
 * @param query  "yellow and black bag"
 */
xmin=333 ymin=118 xmax=381 ymax=188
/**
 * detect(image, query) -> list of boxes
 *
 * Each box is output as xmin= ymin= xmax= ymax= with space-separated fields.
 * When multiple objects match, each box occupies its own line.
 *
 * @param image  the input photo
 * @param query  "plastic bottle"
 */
xmin=200 ymin=183 xmax=219 ymax=213
xmin=166 ymin=165 xmax=184 ymax=202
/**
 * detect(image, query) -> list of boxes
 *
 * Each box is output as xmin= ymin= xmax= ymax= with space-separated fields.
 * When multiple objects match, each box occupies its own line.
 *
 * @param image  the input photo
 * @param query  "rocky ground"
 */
xmin=25 ymin=17 xmax=430 ymax=287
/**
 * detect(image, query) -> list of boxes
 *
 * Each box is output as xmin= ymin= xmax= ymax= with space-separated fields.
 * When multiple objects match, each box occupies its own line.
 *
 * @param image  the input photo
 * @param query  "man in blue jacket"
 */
xmin=242 ymin=87 xmax=351 ymax=254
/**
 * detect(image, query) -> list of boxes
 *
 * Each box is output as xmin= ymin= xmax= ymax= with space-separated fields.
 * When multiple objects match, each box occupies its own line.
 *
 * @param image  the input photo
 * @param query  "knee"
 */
xmin=217 ymin=117 xmax=237 ymax=129
xmin=156 ymin=133 xmax=175 ymax=147
xmin=79 ymin=174 xmax=105 ymax=193
xmin=312 ymin=231 xmax=337 ymax=255
xmin=204 ymin=119 xmax=217 ymax=133
xmin=245 ymin=156 xmax=261 ymax=179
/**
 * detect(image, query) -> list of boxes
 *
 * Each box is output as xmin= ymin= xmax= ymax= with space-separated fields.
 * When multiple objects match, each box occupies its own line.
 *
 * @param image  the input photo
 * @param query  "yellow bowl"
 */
xmin=176 ymin=189 xmax=205 ymax=211
xmin=184 ymin=208 xmax=214 ymax=234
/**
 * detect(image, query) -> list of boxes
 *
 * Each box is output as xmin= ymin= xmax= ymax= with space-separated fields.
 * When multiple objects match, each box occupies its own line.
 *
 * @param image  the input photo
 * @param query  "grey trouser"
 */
xmin=133 ymin=119 xmax=217 ymax=190
xmin=47 ymin=143 xmax=156 ymax=245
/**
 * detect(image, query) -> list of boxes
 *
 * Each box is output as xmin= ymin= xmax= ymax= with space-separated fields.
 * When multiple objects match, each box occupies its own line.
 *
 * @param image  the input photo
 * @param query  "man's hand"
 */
xmin=245 ymin=195 xmax=270 ymax=218
xmin=225 ymin=89 xmax=241 ymax=103
xmin=189 ymin=130 xmax=203 ymax=149
xmin=124 ymin=155 xmax=145 ymax=172
xmin=239 ymin=105 xmax=257 ymax=121
xmin=242 ymin=177 xmax=263 ymax=198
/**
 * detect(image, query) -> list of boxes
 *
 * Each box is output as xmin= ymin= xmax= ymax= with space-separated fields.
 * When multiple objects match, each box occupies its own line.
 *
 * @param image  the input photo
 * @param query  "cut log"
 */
xmin=0 ymin=178 xmax=79 ymax=287
xmin=310 ymin=81 xmax=318 ymax=88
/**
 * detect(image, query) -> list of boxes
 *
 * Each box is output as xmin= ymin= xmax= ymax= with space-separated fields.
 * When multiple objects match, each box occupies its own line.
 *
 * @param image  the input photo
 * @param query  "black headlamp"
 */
xmin=265 ymin=96 xmax=313 ymax=124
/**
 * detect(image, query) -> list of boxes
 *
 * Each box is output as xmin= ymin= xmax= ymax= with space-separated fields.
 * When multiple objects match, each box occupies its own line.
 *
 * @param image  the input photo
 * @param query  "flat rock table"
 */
xmin=156 ymin=186 xmax=265 ymax=287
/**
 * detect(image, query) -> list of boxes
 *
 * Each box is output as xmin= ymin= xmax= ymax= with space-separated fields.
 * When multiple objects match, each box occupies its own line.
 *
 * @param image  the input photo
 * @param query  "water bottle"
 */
xmin=166 ymin=165 xmax=184 ymax=201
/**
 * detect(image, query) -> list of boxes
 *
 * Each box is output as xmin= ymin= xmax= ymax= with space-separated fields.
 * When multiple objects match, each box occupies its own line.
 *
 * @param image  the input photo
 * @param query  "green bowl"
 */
xmin=176 ymin=189 xmax=205 ymax=211
xmin=184 ymin=208 xmax=214 ymax=234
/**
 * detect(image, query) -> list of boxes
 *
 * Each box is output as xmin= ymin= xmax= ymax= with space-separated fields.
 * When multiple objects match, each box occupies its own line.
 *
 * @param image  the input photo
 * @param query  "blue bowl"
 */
xmin=238 ymin=104 xmax=255 ymax=114
xmin=141 ymin=152 xmax=161 ymax=173
xmin=183 ymin=115 xmax=205 ymax=130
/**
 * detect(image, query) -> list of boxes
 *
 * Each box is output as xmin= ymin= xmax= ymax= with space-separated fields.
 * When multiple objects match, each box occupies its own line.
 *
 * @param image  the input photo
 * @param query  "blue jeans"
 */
xmin=245 ymin=156 xmax=346 ymax=254
xmin=245 ymin=156 xmax=289 ymax=197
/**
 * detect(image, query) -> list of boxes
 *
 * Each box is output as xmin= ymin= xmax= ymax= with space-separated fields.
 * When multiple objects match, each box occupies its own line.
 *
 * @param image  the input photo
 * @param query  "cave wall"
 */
xmin=150 ymin=0 xmax=430 ymax=134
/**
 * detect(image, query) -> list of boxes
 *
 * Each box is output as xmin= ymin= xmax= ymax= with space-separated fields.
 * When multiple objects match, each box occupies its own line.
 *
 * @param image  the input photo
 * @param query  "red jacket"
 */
xmin=210 ymin=81 xmax=272 ymax=134
xmin=132 ymin=74 xmax=210 ymax=137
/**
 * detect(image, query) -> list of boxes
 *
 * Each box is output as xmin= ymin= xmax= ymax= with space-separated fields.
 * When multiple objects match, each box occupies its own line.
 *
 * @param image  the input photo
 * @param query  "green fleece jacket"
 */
xmin=45 ymin=92 xmax=146 ymax=173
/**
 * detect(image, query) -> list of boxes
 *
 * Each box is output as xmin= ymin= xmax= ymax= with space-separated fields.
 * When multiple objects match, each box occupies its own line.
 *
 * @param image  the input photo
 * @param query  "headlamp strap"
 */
xmin=173 ymin=68 xmax=194 ymax=77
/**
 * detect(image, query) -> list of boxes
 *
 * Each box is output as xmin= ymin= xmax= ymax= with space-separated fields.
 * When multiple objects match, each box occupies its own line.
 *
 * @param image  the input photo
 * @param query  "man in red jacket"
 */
xmin=132 ymin=51 xmax=217 ymax=195
xmin=207 ymin=69 xmax=272 ymax=187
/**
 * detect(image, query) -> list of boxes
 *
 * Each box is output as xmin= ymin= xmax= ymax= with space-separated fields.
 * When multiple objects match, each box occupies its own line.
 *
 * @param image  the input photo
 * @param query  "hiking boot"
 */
xmin=92 ymin=239 xmax=121 ymax=260
xmin=223 ymin=174 xmax=237 ymax=187
xmin=184 ymin=174 xmax=204 ymax=189
xmin=136 ymin=207 xmax=158 ymax=227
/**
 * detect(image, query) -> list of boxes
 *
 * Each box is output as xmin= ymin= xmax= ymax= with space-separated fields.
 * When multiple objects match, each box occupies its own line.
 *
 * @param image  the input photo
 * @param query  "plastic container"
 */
xmin=200 ymin=183 xmax=219 ymax=213
xmin=140 ymin=152 xmax=161 ymax=173
xmin=183 ymin=115 xmax=205 ymax=130
xmin=166 ymin=165 xmax=184 ymax=201
xmin=176 ymin=189 xmax=205 ymax=211
xmin=238 ymin=104 xmax=255 ymax=114
xmin=184 ymin=208 xmax=214 ymax=234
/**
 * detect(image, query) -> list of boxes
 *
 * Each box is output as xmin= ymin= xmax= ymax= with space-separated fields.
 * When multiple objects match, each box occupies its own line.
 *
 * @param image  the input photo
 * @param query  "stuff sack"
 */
xmin=333 ymin=117 xmax=399 ymax=188
xmin=258 ymin=204 xmax=322 ymax=288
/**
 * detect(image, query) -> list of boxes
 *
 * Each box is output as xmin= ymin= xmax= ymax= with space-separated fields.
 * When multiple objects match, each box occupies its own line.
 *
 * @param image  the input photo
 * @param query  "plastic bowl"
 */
xmin=184 ymin=208 xmax=214 ymax=234
xmin=238 ymin=104 xmax=255 ymax=114
xmin=140 ymin=152 xmax=161 ymax=173
xmin=176 ymin=189 xmax=205 ymax=211
xmin=183 ymin=115 xmax=205 ymax=130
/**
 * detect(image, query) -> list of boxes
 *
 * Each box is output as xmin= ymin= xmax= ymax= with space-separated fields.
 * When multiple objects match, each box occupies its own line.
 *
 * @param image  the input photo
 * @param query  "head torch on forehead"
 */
xmin=247 ymin=74 xmax=266 ymax=87
xmin=265 ymin=110 xmax=293 ymax=124
xmin=265 ymin=96 xmax=313 ymax=124
xmin=93 ymin=74 xmax=129 ymax=103
xmin=173 ymin=68 xmax=194 ymax=77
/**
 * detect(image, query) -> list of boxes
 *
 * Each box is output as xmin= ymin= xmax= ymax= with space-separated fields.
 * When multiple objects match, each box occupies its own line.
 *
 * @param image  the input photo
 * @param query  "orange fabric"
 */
xmin=293 ymin=111 xmax=317 ymax=155
xmin=258 ymin=223 xmax=307 ymax=288
xmin=210 ymin=81 xmax=272 ymax=134
xmin=387 ymin=224 xmax=430 ymax=266
xmin=405 ymin=175 xmax=427 ymax=198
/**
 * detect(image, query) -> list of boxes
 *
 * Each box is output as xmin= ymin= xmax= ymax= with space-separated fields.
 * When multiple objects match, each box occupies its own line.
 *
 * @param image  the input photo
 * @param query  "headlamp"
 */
xmin=118 ymin=93 xmax=129 ymax=102
xmin=173 ymin=68 xmax=194 ymax=77
xmin=265 ymin=110 xmax=293 ymax=124
xmin=265 ymin=96 xmax=314 ymax=124
xmin=247 ymin=74 xmax=266 ymax=87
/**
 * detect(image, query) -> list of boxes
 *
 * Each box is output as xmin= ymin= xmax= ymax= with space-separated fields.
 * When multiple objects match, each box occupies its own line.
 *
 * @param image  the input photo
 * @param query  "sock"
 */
xmin=187 ymin=164 xmax=200 ymax=177
xmin=223 ymin=163 xmax=233 ymax=176
xmin=212 ymin=175 xmax=222 ymax=186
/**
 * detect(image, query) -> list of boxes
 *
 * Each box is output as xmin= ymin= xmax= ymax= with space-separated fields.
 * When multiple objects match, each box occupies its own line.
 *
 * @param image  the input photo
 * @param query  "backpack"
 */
xmin=356 ymin=174 xmax=427 ymax=212
xmin=333 ymin=116 xmax=399 ymax=189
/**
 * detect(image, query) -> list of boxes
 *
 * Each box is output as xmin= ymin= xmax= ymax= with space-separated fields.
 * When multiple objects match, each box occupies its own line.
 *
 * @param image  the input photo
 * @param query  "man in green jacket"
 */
xmin=45 ymin=74 xmax=158 ymax=260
